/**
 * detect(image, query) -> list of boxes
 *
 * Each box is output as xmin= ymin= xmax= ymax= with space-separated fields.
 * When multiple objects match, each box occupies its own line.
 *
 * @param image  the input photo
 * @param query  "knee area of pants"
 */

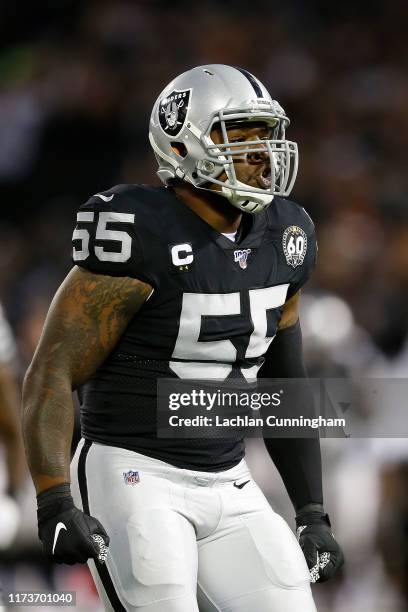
xmin=242 ymin=513 xmax=310 ymax=589
xmin=124 ymin=510 xmax=193 ymax=607
xmin=122 ymin=586 xmax=196 ymax=610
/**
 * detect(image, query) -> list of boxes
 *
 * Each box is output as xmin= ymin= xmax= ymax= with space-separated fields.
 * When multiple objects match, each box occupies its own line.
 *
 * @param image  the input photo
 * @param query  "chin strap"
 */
xmin=220 ymin=156 xmax=274 ymax=213
xmin=191 ymin=180 xmax=274 ymax=214
xmin=220 ymin=181 xmax=274 ymax=214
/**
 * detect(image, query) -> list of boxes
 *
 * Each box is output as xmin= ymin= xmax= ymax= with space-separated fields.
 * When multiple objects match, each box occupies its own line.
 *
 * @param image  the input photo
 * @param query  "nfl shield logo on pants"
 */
xmin=123 ymin=470 xmax=140 ymax=485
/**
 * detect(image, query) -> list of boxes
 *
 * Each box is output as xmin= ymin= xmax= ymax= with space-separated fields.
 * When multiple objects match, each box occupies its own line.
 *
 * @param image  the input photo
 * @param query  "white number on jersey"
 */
xmin=72 ymin=211 xmax=134 ymax=263
xmin=170 ymin=284 xmax=289 ymax=380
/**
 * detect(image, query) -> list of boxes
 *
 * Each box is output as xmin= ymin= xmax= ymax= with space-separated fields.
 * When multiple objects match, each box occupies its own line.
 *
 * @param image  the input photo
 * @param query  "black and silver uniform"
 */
xmin=72 ymin=184 xmax=317 ymax=471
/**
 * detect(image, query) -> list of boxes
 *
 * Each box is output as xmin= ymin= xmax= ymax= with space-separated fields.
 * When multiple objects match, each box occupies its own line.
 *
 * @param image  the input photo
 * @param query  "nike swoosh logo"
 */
xmin=233 ymin=480 xmax=250 ymax=489
xmin=94 ymin=194 xmax=114 ymax=202
xmin=52 ymin=522 xmax=67 ymax=554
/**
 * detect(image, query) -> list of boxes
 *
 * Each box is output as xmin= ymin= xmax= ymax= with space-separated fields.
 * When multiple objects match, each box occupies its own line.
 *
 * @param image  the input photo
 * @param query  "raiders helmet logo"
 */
xmin=159 ymin=89 xmax=191 ymax=137
xmin=282 ymin=226 xmax=307 ymax=268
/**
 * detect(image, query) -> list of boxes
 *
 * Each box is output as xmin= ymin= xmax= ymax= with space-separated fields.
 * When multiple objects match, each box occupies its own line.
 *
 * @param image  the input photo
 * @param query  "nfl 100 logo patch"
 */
xmin=282 ymin=226 xmax=307 ymax=268
xmin=234 ymin=248 xmax=252 ymax=269
xmin=123 ymin=470 xmax=140 ymax=485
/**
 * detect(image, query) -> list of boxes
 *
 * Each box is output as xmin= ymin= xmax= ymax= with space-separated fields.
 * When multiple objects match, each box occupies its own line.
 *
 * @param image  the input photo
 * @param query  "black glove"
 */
xmin=296 ymin=504 xmax=344 ymax=583
xmin=37 ymin=483 xmax=109 ymax=565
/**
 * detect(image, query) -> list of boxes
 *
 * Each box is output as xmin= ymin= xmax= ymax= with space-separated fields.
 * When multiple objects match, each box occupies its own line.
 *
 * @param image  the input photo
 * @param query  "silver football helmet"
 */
xmin=149 ymin=64 xmax=298 ymax=214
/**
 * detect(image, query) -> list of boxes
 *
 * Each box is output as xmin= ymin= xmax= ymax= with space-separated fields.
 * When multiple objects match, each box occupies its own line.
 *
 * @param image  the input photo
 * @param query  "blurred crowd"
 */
xmin=1 ymin=1 xmax=408 ymax=610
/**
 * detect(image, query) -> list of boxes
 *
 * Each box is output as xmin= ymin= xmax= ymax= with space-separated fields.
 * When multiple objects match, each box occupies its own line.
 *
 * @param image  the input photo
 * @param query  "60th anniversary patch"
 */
xmin=159 ymin=89 xmax=191 ymax=136
xmin=282 ymin=225 xmax=307 ymax=268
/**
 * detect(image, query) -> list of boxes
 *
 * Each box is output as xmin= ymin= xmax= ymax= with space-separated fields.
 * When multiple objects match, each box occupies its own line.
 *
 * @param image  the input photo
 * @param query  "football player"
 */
xmin=0 ymin=304 xmax=24 ymax=495
xmin=0 ymin=303 xmax=24 ymax=549
xmin=22 ymin=65 xmax=344 ymax=611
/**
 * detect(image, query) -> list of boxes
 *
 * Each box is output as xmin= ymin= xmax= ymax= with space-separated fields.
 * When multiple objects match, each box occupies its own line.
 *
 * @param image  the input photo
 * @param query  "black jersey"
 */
xmin=72 ymin=185 xmax=317 ymax=470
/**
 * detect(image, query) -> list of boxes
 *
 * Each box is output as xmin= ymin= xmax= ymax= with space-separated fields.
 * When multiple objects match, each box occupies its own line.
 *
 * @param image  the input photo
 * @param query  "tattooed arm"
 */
xmin=22 ymin=266 xmax=152 ymax=495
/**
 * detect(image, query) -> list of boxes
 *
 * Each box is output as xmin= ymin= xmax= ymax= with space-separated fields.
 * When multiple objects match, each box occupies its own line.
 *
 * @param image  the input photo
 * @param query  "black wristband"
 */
xmin=37 ymin=483 xmax=74 ymax=528
xmin=297 ymin=503 xmax=324 ymax=514
xmin=296 ymin=510 xmax=331 ymax=528
xmin=37 ymin=483 xmax=72 ymax=509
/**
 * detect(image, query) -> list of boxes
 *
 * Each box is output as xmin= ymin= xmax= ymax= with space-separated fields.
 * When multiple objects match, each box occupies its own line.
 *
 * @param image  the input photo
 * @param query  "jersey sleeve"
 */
xmin=71 ymin=186 xmax=151 ymax=284
xmin=286 ymin=208 xmax=318 ymax=299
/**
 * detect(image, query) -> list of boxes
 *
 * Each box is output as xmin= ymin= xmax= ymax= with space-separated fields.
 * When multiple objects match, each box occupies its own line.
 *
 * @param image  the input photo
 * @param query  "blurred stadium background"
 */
xmin=1 ymin=1 xmax=408 ymax=610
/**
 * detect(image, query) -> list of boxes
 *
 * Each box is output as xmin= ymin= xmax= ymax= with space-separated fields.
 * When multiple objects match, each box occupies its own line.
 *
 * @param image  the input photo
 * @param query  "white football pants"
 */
xmin=71 ymin=439 xmax=316 ymax=612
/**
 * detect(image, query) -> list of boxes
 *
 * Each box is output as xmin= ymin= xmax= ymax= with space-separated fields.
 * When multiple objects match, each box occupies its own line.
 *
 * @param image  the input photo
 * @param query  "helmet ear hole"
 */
xmin=171 ymin=142 xmax=188 ymax=158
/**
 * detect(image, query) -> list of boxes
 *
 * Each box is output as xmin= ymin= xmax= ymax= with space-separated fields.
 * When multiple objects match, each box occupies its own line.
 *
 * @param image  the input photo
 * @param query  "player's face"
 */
xmin=210 ymin=121 xmax=275 ymax=192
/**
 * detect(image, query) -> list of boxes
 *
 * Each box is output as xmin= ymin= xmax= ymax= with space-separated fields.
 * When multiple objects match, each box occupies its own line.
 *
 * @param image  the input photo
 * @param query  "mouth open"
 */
xmin=257 ymin=167 xmax=272 ymax=189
